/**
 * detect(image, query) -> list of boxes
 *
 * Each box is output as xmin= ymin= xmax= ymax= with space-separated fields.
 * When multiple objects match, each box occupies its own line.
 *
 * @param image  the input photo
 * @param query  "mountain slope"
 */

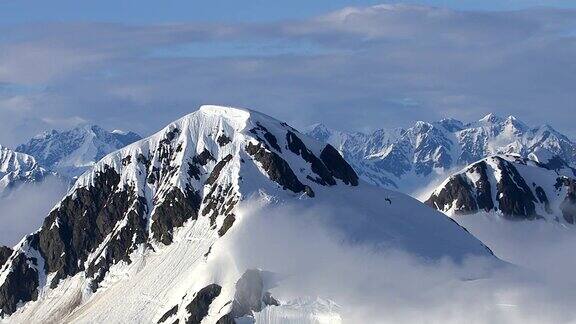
xmin=425 ymin=155 xmax=576 ymax=223
xmin=0 ymin=105 xmax=494 ymax=323
xmin=16 ymin=125 xmax=141 ymax=178
xmin=307 ymin=114 xmax=576 ymax=194
xmin=0 ymin=145 xmax=48 ymax=196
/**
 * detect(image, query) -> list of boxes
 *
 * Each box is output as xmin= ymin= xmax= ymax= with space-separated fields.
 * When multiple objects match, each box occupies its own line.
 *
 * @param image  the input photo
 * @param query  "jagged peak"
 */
xmin=504 ymin=115 xmax=527 ymax=128
xmin=413 ymin=120 xmax=434 ymax=131
xmin=306 ymin=122 xmax=331 ymax=132
xmin=0 ymin=145 xmax=37 ymax=165
xmin=478 ymin=113 xmax=503 ymax=124
xmin=73 ymin=104 xmax=358 ymax=196
xmin=29 ymin=123 xmax=140 ymax=139
xmin=436 ymin=118 xmax=465 ymax=132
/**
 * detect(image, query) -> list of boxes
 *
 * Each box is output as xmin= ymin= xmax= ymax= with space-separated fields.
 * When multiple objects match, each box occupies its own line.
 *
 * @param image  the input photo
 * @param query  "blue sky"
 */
xmin=0 ymin=1 xmax=575 ymax=145
xmin=3 ymin=0 xmax=576 ymax=23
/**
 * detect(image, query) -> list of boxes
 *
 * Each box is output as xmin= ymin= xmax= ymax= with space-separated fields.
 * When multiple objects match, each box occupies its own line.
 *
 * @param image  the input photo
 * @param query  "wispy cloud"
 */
xmin=1 ymin=5 xmax=576 ymax=146
xmin=0 ymin=177 xmax=68 ymax=246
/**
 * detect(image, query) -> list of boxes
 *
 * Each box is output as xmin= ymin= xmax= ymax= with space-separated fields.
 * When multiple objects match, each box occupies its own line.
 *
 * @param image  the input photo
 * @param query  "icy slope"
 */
xmin=0 ymin=105 xmax=494 ymax=323
xmin=307 ymin=113 xmax=576 ymax=194
xmin=0 ymin=145 xmax=48 ymax=196
xmin=16 ymin=125 xmax=141 ymax=178
xmin=426 ymin=154 xmax=576 ymax=223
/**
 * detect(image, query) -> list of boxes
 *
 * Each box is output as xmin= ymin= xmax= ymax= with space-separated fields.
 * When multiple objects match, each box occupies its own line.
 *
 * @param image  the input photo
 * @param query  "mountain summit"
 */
xmin=307 ymin=114 xmax=576 ymax=194
xmin=0 ymin=105 xmax=494 ymax=322
xmin=16 ymin=124 xmax=141 ymax=178
xmin=0 ymin=145 xmax=48 ymax=196
xmin=426 ymin=154 xmax=576 ymax=223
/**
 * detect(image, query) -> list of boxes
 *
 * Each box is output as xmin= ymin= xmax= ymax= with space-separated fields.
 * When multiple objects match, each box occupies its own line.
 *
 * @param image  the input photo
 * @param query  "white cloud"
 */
xmin=215 ymin=200 xmax=576 ymax=323
xmin=0 ymin=177 xmax=68 ymax=247
xmin=1 ymin=5 xmax=576 ymax=144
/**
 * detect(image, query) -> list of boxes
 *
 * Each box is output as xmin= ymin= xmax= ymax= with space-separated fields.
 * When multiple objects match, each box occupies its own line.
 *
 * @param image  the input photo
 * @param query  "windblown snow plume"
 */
xmin=219 ymin=201 xmax=576 ymax=323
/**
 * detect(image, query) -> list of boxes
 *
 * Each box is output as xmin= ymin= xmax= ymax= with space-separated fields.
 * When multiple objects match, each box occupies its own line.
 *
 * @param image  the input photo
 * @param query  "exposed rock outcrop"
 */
xmin=427 ymin=155 xmax=576 ymax=222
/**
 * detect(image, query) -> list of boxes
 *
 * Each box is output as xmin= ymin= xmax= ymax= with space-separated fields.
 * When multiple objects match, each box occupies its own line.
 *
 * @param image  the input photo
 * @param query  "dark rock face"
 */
xmin=426 ymin=162 xmax=495 ymax=215
xmin=534 ymin=186 xmax=552 ymax=214
xmin=427 ymin=157 xmax=548 ymax=220
xmin=187 ymin=163 xmax=201 ymax=181
xmin=217 ymin=134 xmax=232 ymax=146
xmin=192 ymin=149 xmax=215 ymax=166
xmin=320 ymin=145 xmax=359 ymax=186
xmin=262 ymin=292 xmax=280 ymax=307
xmin=246 ymin=142 xmax=312 ymax=196
xmin=218 ymin=214 xmax=236 ymax=237
xmin=200 ymin=154 xmax=240 ymax=233
xmin=557 ymin=177 xmax=576 ymax=224
xmin=231 ymin=269 xmax=265 ymax=316
xmin=185 ymin=284 xmax=222 ymax=324
xmin=151 ymin=188 xmax=201 ymax=245
xmin=286 ymin=131 xmax=336 ymax=186
xmin=469 ymin=162 xmax=494 ymax=212
xmin=218 ymin=269 xmax=279 ymax=322
xmin=0 ymin=246 xmax=12 ymax=268
xmin=121 ymin=155 xmax=132 ymax=166
xmin=188 ymin=149 xmax=216 ymax=181
xmin=215 ymin=314 xmax=235 ymax=324
xmin=157 ymin=305 xmax=178 ymax=323
xmin=37 ymin=166 xmax=142 ymax=288
xmin=494 ymin=158 xmax=538 ymax=220
xmin=85 ymin=194 xmax=148 ymax=291
xmin=149 ymin=129 xmax=182 ymax=185
xmin=425 ymin=175 xmax=478 ymax=214
xmin=0 ymin=249 xmax=40 ymax=316
xmin=541 ymin=155 xmax=575 ymax=175
xmin=207 ymin=155 xmax=233 ymax=186
xmin=0 ymin=165 xmax=157 ymax=314
xmin=250 ymin=123 xmax=281 ymax=152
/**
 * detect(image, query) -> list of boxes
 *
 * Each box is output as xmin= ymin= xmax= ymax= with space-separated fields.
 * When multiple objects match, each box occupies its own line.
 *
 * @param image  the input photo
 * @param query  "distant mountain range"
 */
xmin=307 ymin=113 xmax=576 ymax=194
xmin=0 ymin=125 xmax=141 ymax=198
xmin=16 ymin=125 xmax=141 ymax=178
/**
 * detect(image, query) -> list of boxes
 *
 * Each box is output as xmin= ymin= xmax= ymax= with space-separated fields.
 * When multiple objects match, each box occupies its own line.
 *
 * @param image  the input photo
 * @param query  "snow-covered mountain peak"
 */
xmin=305 ymin=123 xmax=337 ymax=143
xmin=199 ymin=104 xmax=251 ymax=118
xmin=437 ymin=118 xmax=465 ymax=132
xmin=16 ymin=123 xmax=141 ymax=178
xmin=0 ymin=145 xmax=48 ymax=195
xmin=426 ymin=154 xmax=576 ymax=223
xmin=307 ymin=113 xmax=576 ymax=193
xmin=0 ymin=105 xmax=495 ymax=322
xmin=74 ymin=104 xmax=357 ymax=197
xmin=0 ymin=145 xmax=37 ymax=174
xmin=478 ymin=113 xmax=503 ymax=124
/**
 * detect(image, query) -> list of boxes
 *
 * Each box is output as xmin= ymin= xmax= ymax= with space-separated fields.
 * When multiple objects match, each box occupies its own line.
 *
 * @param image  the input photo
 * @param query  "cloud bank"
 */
xmin=1 ymin=5 xmax=576 ymax=146
xmin=0 ymin=177 xmax=68 ymax=246
xmin=216 ymin=200 xmax=576 ymax=323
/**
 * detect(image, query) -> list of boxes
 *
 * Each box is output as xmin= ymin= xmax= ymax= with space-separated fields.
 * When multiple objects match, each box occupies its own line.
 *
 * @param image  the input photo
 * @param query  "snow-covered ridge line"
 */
xmin=16 ymin=123 xmax=142 ymax=179
xmin=306 ymin=113 xmax=576 ymax=194
xmin=0 ymin=144 xmax=49 ymax=196
xmin=0 ymin=105 xmax=497 ymax=323
xmin=426 ymin=154 xmax=576 ymax=223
